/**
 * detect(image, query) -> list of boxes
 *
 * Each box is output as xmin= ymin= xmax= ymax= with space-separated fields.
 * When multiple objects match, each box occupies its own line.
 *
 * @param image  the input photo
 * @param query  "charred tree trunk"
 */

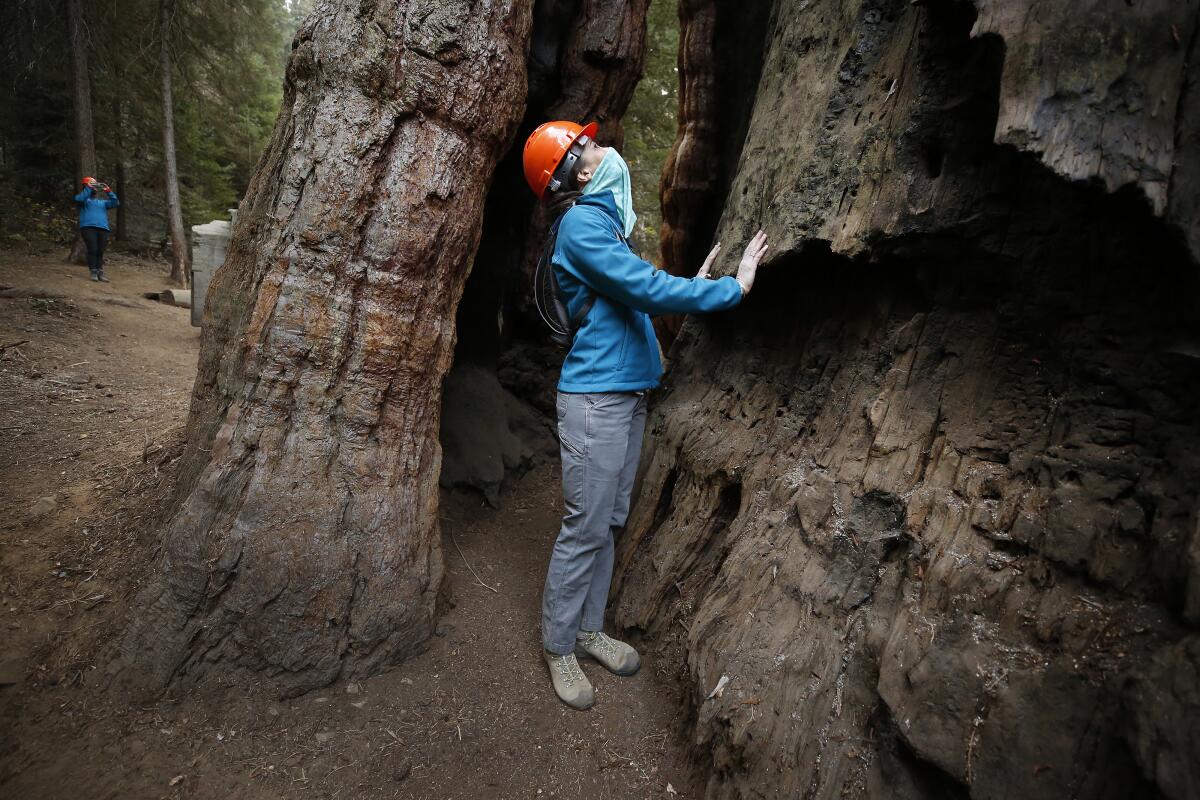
xmin=119 ymin=0 xmax=532 ymax=696
xmin=66 ymin=0 xmax=95 ymax=265
xmin=158 ymin=0 xmax=189 ymax=286
xmin=615 ymin=1 xmax=1200 ymax=799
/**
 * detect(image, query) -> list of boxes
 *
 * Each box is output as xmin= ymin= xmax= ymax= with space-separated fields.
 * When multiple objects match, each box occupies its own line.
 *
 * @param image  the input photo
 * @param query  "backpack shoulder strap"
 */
xmin=535 ymin=203 xmax=598 ymax=345
xmin=569 ymin=290 xmax=596 ymax=333
xmin=558 ymin=209 xmax=599 ymax=336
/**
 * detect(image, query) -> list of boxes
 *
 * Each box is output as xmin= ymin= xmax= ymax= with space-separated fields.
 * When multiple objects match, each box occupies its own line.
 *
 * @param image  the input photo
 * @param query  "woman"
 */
xmin=73 ymin=177 xmax=120 ymax=282
xmin=522 ymin=121 xmax=769 ymax=709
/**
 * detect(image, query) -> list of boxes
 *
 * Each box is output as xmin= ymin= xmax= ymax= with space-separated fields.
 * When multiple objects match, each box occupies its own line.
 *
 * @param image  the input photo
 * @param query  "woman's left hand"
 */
xmin=697 ymin=242 xmax=721 ymax=279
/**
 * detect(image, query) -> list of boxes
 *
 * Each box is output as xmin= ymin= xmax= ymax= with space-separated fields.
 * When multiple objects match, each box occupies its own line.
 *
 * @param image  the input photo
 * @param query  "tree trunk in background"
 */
xmin=119 ymin=0 xmax=532 ymax=696
xmin=440 ymin=0 xmax=648 ymax=499
xmin=158 ymin=0 xmax=189 ymax=286
xmin=651 ymin=0 xmax=769 ymax=348
xmin=112 ymin=97 xmax=129 ymax=242
xmin=614 ymin=1 xmax=1200 ymax=799
xmin=66 ymin=0 xmax=96 ymax=265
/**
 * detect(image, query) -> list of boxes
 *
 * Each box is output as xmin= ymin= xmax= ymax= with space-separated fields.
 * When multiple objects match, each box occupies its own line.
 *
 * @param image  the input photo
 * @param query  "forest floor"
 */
xmin=0 ymin=247 xmax=702 ymax=799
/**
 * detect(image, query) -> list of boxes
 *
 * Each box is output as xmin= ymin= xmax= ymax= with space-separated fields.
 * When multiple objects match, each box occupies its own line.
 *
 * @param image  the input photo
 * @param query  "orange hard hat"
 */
xmin=82 ymin=176 xmax=96 ymax=186
xmin=523 ymin=120 xmax=598 ymax=200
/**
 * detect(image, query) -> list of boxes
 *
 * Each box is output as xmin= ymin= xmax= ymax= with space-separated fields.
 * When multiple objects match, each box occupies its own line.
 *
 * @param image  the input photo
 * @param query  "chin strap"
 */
xmin=546 ymin=134 xmax=591 ymax=195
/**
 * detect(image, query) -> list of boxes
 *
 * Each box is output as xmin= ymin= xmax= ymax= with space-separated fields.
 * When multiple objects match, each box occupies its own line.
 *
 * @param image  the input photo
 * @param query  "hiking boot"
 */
xmin=544 ymin=649 xmax=594 ymax=710
xmin=575 ymin=630 xmax=640 ymax=676
xmin=90 ymin=271 xmax=99 ymax=282
xmin=96 ymin=271 xmax=110 ymax=283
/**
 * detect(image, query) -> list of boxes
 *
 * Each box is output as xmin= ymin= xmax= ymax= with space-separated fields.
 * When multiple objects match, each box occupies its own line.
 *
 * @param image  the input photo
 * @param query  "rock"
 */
xmin=438 ymin=362 xmax=554 ymax=505
xmin=29 ymin=497 xmax=56 ymax=517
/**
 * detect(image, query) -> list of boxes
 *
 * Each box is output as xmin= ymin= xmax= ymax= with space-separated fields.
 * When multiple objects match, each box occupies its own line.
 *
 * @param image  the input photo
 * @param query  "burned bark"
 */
xmin=615 ymin=1 xmax=1200 ymax=798
xmin=119 ymin=0 xmax=532 ymax=695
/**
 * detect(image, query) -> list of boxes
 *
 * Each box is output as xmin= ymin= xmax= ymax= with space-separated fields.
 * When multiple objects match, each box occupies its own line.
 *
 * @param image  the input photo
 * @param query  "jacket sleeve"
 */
xmin=74 ymin=189 xmax=90 ymax=204
xmin=104 ymin=192 xmax=120 ymax=209
xmin=558 ymin=209 xmax=742 ymax=315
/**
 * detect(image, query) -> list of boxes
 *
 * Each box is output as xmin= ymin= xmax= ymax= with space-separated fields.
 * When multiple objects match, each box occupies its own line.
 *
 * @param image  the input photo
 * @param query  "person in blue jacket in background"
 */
xmin=73 ymin=176 xmax=119 ymax=282
xmin=522 ymin=120 xmax=769 ymax=710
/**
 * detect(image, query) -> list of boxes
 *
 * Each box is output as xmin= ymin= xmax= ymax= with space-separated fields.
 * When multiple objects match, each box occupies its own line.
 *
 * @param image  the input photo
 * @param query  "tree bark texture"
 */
xmin=120 ymin=0 xmax=532 ymax=696
xmin=615 ymin=2 xmax=1200 ymax=798
xmin=652 ymin=0 xmax=770 ymax=346
xmin=66 ymin=0 xmax=96 ymax=265
xmin=158 ymin=0 xmax=189 ymax=286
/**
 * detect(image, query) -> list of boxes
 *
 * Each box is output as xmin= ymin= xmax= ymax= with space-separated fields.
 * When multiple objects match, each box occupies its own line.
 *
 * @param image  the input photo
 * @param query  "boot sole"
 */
xmin=555 ymin=693 xmax=595 ymax=711
xmin=574 ymin=647 xmax=641 ymax=677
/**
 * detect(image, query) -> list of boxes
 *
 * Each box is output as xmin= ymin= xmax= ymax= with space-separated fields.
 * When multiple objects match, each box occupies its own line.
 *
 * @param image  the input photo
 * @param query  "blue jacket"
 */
xmin=553 ymin=191 xmax=742 ymax=393
xmin=74 ymin=188 xmax=119 ymax=231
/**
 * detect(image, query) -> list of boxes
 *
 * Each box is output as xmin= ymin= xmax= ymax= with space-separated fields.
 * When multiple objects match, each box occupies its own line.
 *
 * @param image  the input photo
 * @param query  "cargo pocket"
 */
xmin=558 ymin=423 xmax=585 ymax=458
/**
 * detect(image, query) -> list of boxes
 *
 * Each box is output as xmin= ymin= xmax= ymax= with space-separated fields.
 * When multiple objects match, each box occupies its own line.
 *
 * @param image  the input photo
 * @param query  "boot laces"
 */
xmin=552 ymin=653 xmax=585 ymax=686
xmin=584 ymin=631 xmax=620 ymax=660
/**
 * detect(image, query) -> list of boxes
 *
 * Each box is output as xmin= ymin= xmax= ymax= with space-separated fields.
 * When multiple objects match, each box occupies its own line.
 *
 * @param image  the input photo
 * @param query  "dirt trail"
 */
xmin=0 ymin=247 xmax=701 ymax=799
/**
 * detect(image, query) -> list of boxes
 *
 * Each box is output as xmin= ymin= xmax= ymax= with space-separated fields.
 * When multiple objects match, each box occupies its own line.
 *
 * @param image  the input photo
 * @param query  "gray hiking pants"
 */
xmin=542 ymin=391 xmax=647 ymax=654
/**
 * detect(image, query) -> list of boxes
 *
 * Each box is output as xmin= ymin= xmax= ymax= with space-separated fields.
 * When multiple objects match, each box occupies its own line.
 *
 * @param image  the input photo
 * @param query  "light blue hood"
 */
xmin=581 ymin=148 xmax=637 ymax=238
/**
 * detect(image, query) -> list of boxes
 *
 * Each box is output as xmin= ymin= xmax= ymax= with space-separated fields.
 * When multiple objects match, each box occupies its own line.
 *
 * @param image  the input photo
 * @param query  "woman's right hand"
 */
xmin=736 ymin=230 xmax=769 ymax=295
xmin=697 ymin=242 xmax=721 ymax=279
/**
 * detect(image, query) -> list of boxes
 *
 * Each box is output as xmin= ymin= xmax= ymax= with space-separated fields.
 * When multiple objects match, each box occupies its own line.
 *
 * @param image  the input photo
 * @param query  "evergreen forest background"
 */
xmin=0 ymin=0 xmax=679 ymax=265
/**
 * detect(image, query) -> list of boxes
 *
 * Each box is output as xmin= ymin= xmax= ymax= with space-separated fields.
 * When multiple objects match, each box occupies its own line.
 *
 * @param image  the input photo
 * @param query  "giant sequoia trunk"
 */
xmin=615 ymin=1 xmax=1200 ymax=798
xmin=120 ymin=0 xmax=532 ymax=695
